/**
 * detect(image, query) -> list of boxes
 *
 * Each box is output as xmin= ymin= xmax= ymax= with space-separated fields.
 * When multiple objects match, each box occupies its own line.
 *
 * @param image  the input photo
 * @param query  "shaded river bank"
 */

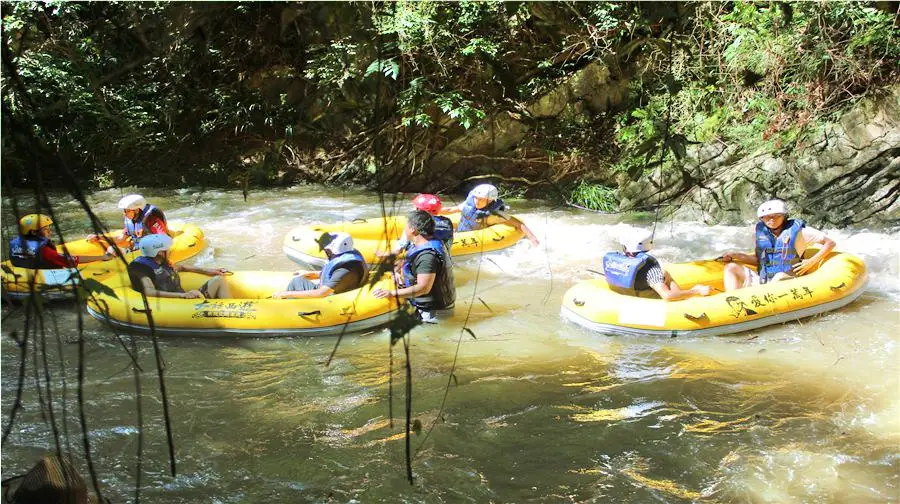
xmin=2 ymin=186 xmax=898 ymax=502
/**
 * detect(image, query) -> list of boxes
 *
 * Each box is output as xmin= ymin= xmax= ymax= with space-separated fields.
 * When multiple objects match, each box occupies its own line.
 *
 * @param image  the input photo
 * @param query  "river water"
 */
xmin=2 ymin=186 xmax=898 ymax=503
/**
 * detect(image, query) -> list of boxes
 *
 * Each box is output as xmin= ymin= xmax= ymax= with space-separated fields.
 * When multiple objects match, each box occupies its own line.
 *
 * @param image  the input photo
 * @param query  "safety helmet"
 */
xmin=469 ymin=184 xmax=498 ymax=201
xmin=757 ymin=199 xmax=787 ymax=218
xmin=138 ymin=233 xmax=173 ymax=258
xmin=117 ymin=194 xmax=146 ymax=211
xmin=323 ymin=232 xmax=354 ymax=255
xmin=412 ymin=193 xmax=442 ymax=215
xmin=18 ymin=214 xmax=53 ymax=234
xmin=621 ymin=230 xmax=653 ymax=253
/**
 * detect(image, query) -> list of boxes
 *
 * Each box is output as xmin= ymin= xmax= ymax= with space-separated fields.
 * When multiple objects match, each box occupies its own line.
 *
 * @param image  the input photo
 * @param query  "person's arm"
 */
xmin=40 ymin=247 xmax=78 ymax=268
xmin=440 ymin=204 xmax=463 ymax=215
xmin=374 ymin=272 xmax=436 ymax=299
xmin=506 ymin=216 xmax=540 ymax=247
xmin=138 ymin=276 xmax=202 ymax=299
xmin=175 ymin=264 xmax=229 ymax=276
xmin=793 ymin=230 xmax=836 ymax=276
xmin=721 ymin=252 xmax=757 ymax=265
xmin=272 ymin=285 xmax=333 ymax=299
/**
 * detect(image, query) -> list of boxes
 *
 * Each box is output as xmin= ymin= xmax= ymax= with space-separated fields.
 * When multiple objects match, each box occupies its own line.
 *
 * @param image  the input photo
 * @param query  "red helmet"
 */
xmin=412 ymin=193 xmax=442 ymax=215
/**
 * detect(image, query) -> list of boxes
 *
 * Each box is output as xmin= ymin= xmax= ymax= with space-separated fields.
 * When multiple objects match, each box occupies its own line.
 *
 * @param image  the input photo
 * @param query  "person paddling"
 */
xmin=720 ymin=199 xmax=836 ymax=291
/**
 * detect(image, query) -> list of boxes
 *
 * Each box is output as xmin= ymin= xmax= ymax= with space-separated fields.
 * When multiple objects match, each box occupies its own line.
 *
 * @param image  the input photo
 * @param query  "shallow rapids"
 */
xmin=2 ymin=186 xmax=898 ymax=502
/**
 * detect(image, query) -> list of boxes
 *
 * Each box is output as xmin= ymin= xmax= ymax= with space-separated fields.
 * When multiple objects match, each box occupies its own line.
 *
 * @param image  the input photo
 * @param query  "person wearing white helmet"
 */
xmin=127 ymin=233 xmax=231 ymax=299
xmin=9 ymin=213 xmax=112 ymax=269
xmin=373 ymin=210 xmax=456 ymax=322
xmin=720 ymin=199 xmax=836 ymax=291
xmin=87 ymin=194 xmax=169 ymax=251
xmin=602 ymin=229 xmax=711 ymax=301
xmin=441 ymin=183 xmax=540 ymax=247
xmin=273 ymin=231 xmax=368 ymax=299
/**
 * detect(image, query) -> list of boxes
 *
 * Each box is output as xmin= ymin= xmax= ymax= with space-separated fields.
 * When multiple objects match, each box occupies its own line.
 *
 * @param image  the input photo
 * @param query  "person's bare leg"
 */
xmin=205 ymin=275 xmax=231 ymax=299
xmin=723 ymin=263 xmax=746 ymax=292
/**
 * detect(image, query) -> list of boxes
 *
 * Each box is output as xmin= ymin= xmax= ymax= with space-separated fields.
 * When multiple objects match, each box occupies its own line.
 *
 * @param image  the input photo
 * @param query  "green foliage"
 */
xmin=0 ymin=0 xmax=895 ymax=194
xmin=568 ymin=181 xmax=618 ymax=212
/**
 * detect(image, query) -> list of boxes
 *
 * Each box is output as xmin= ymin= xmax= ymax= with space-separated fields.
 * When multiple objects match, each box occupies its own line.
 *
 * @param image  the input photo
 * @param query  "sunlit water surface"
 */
xmin=2 ymin=186 xmax=898 ymax=503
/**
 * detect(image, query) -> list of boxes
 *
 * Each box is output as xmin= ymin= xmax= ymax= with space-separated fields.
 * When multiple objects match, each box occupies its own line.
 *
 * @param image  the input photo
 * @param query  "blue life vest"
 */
xmin=9 ymin=235 xmax=54 ymax=269
xmin=457 ymin=195 xmax=506 ymax=232
xmin=402 ymin=239 xmax=456 ymax=309
xmin=124 ymin=204 xmax=165 ymax=245
xmin=432 ymin=215 xmax=454 ymax=246
xmin=320 ymin=250 xmax=368 ymax=289
xmin=602 ymin=251 xmax=660 ymax=290
xmin=755 ymin=218 xmax=805 ymax=284
xmin=129 ymin=256 xmax=182 ymax=293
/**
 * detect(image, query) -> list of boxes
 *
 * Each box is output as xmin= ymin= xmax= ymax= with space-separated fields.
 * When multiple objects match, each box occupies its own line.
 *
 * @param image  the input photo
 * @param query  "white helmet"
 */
xmin=757 ymin=199 xmax=787 ymax=218
xmin=118 ymin=194 xmax=146 ymax=211
xmin=323 ymin=232 xmax=354 ymax=255
xmin=138 ymin=233 xmax=173 ymax=258
xmin=470 ymin=184 xmax=498 ymax=201
xmin=622 ymin=230 xmax=653 ymax=253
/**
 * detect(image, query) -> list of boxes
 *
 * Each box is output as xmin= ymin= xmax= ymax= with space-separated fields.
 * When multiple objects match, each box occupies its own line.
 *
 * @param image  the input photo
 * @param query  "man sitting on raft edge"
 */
xmin=441 ymin=183 xmax=540 ymax=247
xmin=273 ymin=232 xmax=368 ymax=299
xmin=719 ymin=199 xmax=836 ymax=292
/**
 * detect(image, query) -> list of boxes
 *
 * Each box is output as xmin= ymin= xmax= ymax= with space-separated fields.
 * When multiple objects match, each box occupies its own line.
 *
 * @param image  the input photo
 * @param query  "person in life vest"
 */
xmin=87 ymin=194 xmax=169 ymax=251
xmin=127 ymin=234 xmax=231 ymax=299
xmin=373 ymin=210 xmax=456 ymax=323
xmin=8 ymin=214 xmax=113 ymax=269
xmin=377 ymin=193 xmax=455 ymax=260
xmin=440 ymin=183 xmax=540 ymax=247
xmin=720 ymin=199 xmax=836 ymax=291
xmin=272 ymin=232 xmax=368 ymax=299
xmin=602 ymin=230 xmax=711 ymax=301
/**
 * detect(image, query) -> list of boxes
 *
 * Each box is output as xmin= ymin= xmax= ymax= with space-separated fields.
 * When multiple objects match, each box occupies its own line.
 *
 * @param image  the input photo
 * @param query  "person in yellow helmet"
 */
xmin=9 ymin=214 xmax=112 ymax=269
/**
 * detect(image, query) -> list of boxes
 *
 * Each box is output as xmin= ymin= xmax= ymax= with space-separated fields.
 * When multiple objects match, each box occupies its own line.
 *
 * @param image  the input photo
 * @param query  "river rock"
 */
xmin=620 ymin=86 xmax=900 ymax=227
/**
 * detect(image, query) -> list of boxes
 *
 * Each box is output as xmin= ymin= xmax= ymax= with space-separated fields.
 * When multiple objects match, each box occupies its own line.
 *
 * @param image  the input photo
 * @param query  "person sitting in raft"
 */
xmin=603 ymin=230 xmax=711 ymax=301
xmin=377 ymin=193 xmax=455 ymax=259
xmin=373 ymin=210 xmax=456 ymax=323
xmin=272 ymin=232 xmax=368 ymax=299
xmin=87 ymin=194 xmax=169 ymax=251
xmin=720 ymin=199 xmax=836 ymax=292
xmin=440 ymin=183 xmax=540 ymax=247
xmin=127 ymin=234 xmax=231 ymax=299
xmin=9 ymin=214 xmax=113 ymax=269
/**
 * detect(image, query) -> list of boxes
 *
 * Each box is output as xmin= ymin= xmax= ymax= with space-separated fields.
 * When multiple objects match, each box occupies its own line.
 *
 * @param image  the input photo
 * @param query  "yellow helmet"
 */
xmin=18 ymin=214 xmax=53 ymax=234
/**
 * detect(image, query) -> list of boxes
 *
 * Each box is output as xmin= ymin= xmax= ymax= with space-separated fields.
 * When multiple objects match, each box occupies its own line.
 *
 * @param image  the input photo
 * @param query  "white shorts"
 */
xmin=741 ymin=266 xmax=793 ymax=287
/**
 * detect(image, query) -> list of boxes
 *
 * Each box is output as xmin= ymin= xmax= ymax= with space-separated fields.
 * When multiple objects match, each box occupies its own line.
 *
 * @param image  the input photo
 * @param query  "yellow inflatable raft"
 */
xmin=283 ymin=214 xmax=524 ymax=267
xmin=2 ymin=223 xmax=206 ymax=300
xmin=560 ymin=251 xmax=867 ymax=337
xmin=85 ymin=271 xmax=403 ymax=337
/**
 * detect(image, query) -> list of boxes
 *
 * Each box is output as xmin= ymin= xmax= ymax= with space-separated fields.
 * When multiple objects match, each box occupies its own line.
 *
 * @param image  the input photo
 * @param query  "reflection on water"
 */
xmin=2 ymin=187 xmax=898 ymax=502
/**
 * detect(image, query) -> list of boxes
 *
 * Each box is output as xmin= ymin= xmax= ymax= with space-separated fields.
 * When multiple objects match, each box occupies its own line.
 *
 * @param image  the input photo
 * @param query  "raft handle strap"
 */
xmin=683 ymin=312 xmax=708 ymax=322
xmin=132 ymin=307 xmax=150 ymax=314
xmin=572 ymin=298 xmax=585 ymax=307
xmin=298 ymin=310 xmax=322 ymax=317
xmin=351 ymin=218 xmax=368 ymax=224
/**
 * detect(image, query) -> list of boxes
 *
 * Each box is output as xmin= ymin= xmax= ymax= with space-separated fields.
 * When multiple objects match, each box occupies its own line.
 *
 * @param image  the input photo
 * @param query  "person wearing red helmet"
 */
xmin=412 ymin=193 xmax=454 ymax=247
xmin=378 ymin=193 xmax=455 ymax=261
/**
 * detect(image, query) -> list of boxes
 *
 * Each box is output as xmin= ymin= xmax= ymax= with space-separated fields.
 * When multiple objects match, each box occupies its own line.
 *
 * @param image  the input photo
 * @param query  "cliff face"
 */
xmin=618 ymin=87 xmax=900 ymax=227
